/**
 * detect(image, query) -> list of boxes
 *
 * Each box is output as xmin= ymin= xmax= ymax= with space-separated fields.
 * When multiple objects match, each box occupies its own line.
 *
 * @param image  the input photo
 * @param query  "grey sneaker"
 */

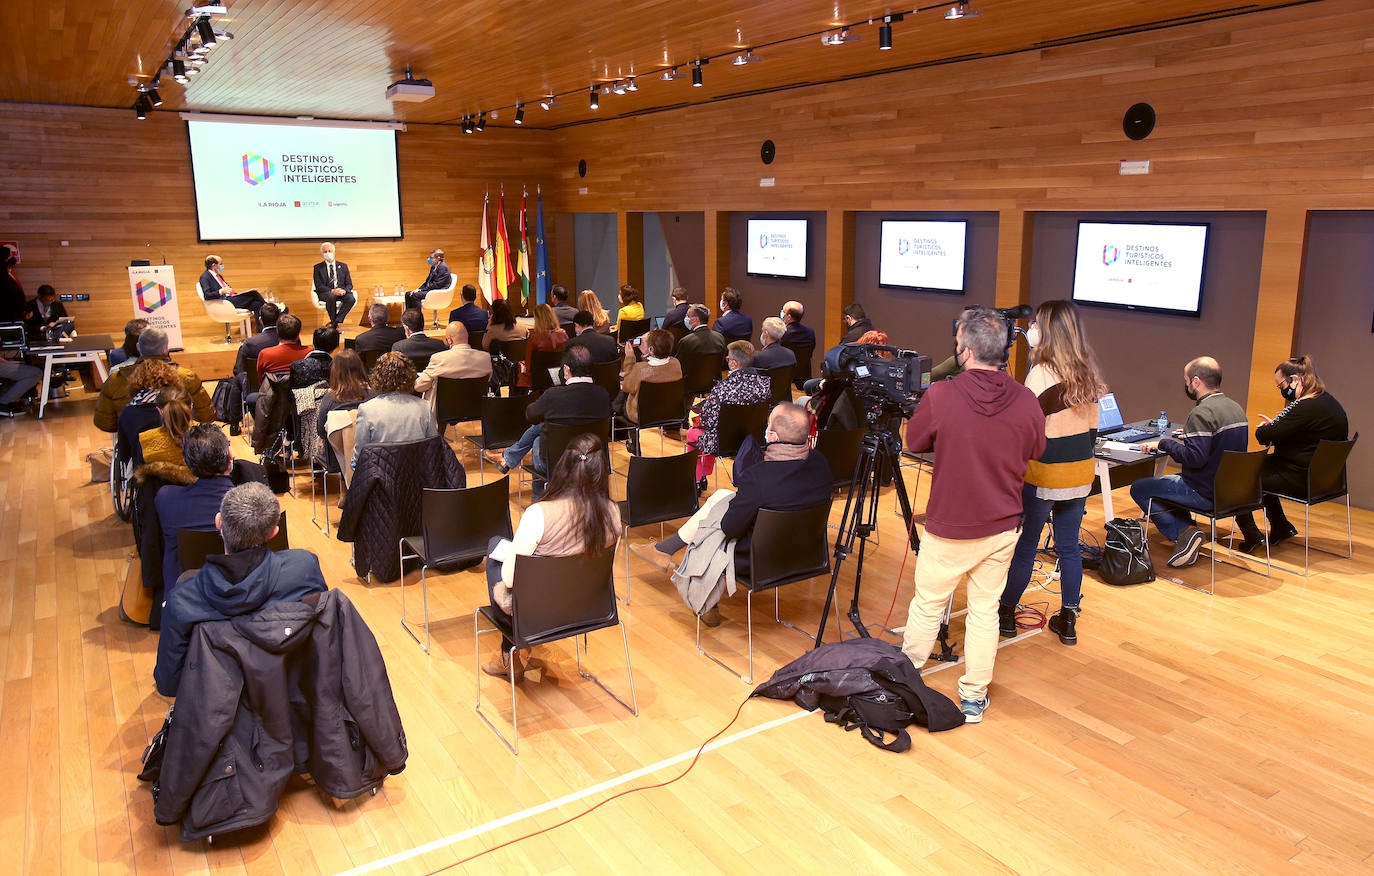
xmin=1168 ymin=526 xmax=1205 ymax=568
xmin=960 ymin=694 xmax=989 ymax=724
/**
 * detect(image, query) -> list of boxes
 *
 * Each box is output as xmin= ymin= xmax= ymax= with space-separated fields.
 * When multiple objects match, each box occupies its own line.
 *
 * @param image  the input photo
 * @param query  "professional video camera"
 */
xmin=947 ymin=304 xmax=1033 ymax=363
xmin=834 ymin=343 xmax=933 ymax=419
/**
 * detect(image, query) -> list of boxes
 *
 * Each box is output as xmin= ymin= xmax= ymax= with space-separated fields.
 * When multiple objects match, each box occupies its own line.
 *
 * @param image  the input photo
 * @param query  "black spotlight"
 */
xmin=589 ymin=86 xmax=599 ymax=110
xmin=195 ymin=17 xmax=217 ymax=49
xmin=134 ymin=97 xmax=149 ymax=120
xmin=879 ymin=20 xmax=893 ymax=50
xmin=691 ymin=63 xmax=703 ymax=87
xmin=514 ymin=103 xmax=525 ymax=125
xmin=147 ymin=87 xmax=163 ymax=107
xmin=462 ymin=117 xmax=473 ymax=134
xmin=476 ymin=112 xmax=486 ymax=131
xmin=172 ymin=59 xmax=187 ymax=83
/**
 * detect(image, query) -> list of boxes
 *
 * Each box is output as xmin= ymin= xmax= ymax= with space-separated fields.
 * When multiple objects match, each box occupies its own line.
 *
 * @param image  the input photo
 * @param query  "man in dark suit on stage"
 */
xmin=199 ymin=255 xmax=267 ymax=318
xmin=313 ymin=242 xmax=355 ymax=329
xmin=406 ymin=248 xmax=452 ymax=311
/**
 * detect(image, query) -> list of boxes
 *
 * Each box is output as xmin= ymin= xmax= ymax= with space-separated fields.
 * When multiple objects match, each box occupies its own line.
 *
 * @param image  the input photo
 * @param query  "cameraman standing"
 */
xmin=899 ymin=307 xmax=1045 ymax=724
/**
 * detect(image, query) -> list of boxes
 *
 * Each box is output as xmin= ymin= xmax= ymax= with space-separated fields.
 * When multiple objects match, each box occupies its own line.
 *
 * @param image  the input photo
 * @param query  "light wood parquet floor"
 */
xmin=2 ymin=386 xmax=1373 ymax=874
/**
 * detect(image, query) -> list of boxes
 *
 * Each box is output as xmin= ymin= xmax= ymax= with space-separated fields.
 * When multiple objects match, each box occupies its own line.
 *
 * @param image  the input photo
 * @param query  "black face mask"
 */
xmin=1280 ymin=383 xmax=1297 ymax=402
xmin=1184 ymin=381 xmax=1198 ymax=402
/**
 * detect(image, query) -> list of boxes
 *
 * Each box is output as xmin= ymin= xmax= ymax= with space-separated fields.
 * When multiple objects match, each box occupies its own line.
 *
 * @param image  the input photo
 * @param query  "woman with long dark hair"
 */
xmin=999 ymin=300 xmax=1106 ymax=645
xmin=482 ymin=433 xmax=621 ymax=681
xmin=1235 ymin=355 xmax=1348 ymax=552
xmin=316 ymin=349 xmax=372 ymax=470
xmin=482 ymin=298 xmax=529 ymax=350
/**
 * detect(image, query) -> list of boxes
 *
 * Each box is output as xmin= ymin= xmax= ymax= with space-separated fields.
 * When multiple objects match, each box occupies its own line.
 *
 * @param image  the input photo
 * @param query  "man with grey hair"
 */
xmin=93 ymin=326 xmax=215 ymax=431
xmin=354 ymin=303 xmax=406 ymax=357
xmin=674 ymin=303 xmax=727 ymax=359
xmin=154 ymin=482 xmax=327 ymax=696
xmin=751 ymin=316 xmax=796 ymax=371
xmin=898 ymin=306 xmax=1045 ymax=725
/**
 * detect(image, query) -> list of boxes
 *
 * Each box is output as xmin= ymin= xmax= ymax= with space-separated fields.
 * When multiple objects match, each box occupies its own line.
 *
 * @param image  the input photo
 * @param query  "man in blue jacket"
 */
xmin=712 ymin=287 xmax=754 ymax=340
xmin=155 ymin=482 xmax=328 ymax=696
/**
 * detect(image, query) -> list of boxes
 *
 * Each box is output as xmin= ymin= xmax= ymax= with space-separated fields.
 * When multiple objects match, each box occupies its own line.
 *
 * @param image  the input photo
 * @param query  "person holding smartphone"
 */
xmin=616 ymin=329 xmax=683 ymax=453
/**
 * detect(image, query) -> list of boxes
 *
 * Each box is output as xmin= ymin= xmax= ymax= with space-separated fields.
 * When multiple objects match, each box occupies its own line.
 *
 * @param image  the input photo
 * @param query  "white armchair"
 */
xmin=196 ymin=287 xmax=253 ymax=343
xmin=420 ymin=273 xmax=459 ymax=328
xmin=310 ymin=280 xmax=329 ymax=325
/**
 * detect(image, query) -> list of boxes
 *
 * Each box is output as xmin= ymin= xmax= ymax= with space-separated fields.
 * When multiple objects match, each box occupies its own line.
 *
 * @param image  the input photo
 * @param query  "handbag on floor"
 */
xmin=1099 ymin=517 xmax=1155 ymax=586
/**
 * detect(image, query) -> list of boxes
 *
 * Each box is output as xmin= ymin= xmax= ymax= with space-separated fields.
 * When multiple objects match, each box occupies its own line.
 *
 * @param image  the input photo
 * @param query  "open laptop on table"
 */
xmin=1096 ymin=392 xmax=1161 ymax=445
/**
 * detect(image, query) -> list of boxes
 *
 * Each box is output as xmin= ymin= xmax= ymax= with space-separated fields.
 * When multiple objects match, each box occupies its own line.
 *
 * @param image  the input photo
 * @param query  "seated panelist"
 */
xmin=406 ymin=248 xmax=451 ymax=312
xmin=199 ymin=254 xmax=267 ymax=318
xmin=313 ymin=241 xmax=356 ymax=329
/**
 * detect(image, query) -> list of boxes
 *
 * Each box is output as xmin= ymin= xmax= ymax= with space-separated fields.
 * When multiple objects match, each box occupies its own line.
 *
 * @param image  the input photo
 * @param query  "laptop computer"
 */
xmin=0 ymin=323 xmax=25 ymax=351
xmin=652 ymin=316 xmax=665 ymax=329
xmin=1097 ymin=392 xmax=1160 ymax=443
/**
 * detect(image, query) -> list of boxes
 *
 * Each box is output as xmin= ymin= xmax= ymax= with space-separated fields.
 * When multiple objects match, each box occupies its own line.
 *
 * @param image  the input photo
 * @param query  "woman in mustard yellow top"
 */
xmin=613 ymin=283 xmax=645 ymax=330
xmin=998 ymin=300 xmax=1105 ymax=646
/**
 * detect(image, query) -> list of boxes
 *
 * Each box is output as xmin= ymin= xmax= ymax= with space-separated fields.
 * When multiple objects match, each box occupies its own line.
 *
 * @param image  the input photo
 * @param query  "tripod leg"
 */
xmin=932 ymin=589 xmax=958 ymax=663
xmin=814 ymin=440 xmax=877 ymax=648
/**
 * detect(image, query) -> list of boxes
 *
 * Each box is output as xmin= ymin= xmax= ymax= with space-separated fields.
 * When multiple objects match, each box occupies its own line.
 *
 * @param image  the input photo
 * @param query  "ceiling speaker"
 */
xmin=577 ymin=159 xmax=587 ymax=178
xmin=1123 ymin=103 xmax=1156 ymax=141
xmin=760 ymin=139 xmax=776 ymax=165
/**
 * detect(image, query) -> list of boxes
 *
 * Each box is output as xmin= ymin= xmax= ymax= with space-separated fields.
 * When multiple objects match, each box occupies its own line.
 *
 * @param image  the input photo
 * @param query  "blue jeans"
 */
xmin=1130 ymin=474 xmax=1205 ymax=542
xmin=502 ymin=424 xmax=542 ymax=473
xmin=1001 ymin=484 xmax=1086 ymax=611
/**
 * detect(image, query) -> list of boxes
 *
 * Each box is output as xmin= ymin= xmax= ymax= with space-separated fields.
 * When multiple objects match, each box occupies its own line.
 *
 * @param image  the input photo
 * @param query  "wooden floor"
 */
xmin=4 ymin=381 xmax=1374 ymax=874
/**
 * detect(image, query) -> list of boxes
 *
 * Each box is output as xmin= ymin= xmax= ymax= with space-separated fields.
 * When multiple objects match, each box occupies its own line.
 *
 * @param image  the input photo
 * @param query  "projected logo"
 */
xmin=896 ymin=239 xmax=912 ymax=256
xmin=758 ymin=234 xmax=769 ymax=249
xmin=1102 ymin=245 xmax=1121 ymax=266
xmin=241 ymin=153 xmax=275 ymax=186
xmin=135 ymin=280 xmax=172 ymax=314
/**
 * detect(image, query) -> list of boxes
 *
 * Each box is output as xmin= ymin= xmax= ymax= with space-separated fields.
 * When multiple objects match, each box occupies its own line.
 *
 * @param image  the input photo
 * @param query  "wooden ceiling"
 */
xmin=1 ymin=0 xmax=1315 ymax=129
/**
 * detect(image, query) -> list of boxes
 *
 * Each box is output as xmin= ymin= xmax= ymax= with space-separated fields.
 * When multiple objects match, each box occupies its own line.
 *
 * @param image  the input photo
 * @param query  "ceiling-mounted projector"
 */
xmin=387 ymin=65 xmax=434 ymax=102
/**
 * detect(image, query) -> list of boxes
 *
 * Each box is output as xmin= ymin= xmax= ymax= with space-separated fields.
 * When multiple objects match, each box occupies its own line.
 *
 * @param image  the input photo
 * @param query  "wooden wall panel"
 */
xmin=0 ymin=105 xmax=558 ymax=337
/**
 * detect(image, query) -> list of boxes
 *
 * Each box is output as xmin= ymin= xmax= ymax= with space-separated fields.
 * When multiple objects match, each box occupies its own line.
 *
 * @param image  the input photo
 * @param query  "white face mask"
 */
xmin=324 ymin=252 xmax=335 ymax=262
xmin=760 ymin=334 xmax=767 ymax=346
xmin=1026 ymin=325 xmax=1041 ymax=348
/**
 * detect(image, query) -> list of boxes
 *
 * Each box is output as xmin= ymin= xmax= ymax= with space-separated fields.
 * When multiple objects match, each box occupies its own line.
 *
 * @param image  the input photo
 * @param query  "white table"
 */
xmin=28 ymin=334 xmax=112 ymax=419
xmin=1093 ymin=450 xmax=1169 ymax=520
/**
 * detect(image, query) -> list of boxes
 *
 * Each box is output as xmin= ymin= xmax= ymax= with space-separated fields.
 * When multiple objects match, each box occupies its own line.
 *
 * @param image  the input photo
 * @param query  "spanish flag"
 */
xmin=495 ymin=190 xmax=516 ymax=298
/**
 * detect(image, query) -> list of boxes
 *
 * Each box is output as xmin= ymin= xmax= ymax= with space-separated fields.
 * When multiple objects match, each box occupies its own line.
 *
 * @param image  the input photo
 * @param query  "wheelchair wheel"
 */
xmin=112 ymin=458 xmax=134 ymax=522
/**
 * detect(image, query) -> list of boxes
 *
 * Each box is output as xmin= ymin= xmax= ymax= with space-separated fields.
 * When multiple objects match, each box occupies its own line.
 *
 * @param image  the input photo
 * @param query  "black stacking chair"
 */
xmin=714 ymin=400 xmax=770 ymax=464
xmin=617 ymin=318 xmax=652 ymax=343
xmin=617 ymin=378 xmax=686 ymax=455
xmin=722 ymin=332 xmax=751 ymax=345
xmin=759 ymin=365 xmax=795 ymax=406
xmin=474 ymin=547 xmax=636 ymax=754
xmin=434 ymin=376 xmax=489 ymax=432
xmin=697 ymin=502 xmax=834 ymax=683
xmin=1264 ymin=432 xmax=1358 ymax=575
xmin=399 ymin=478 xmax=513 ymax=653
xmin=518 ymin=418 xmax=611 ymax=506
xmin=815 ymin=428 xmax=865 ymax=492
xmin=589 ymin=360 xmax=622 ymax=399
xmin=788 ymin=344 xmax=815 ymax=390
xmin=617 ymin=451 xmax=700 ymax=603
xmin=1144 ymin=449 xmax=1271 ymax=594
xmin=468 ymin=330 xmax=485 ymax=350
xmin=678 ymin=351 xmax=726 ymax=400
xmin=462 ymin=395 xmax=533 ymax=479
xmin=529 ymin=348 xmax=565 ymax=394
xmin=360 ymin=348 xmax=384 ymax=373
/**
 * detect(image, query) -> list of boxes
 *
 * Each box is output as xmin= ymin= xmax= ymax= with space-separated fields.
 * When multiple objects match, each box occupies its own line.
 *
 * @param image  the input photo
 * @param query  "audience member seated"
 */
xmin=617 ymin=328 xmax=683 ymax=438
xmin=233 ymin=302 xmax=282 ymax=391
xmin=634 ymin=403 xmax=831 ymax=625
xmin=519 ymin=303 xmax=568 ymax=388
xmin=154 ymin=482 xmax=328 ymax=697
xmin=998 ymin=301 xmax=1105 ymax=646
xmin=291 ymin=325 xmax=338 ymax=388
xmin=565 ymin=310 xmax=620 ymax=364
xmin=674 ymin=303 xmax=727 ymax=359
xmin=154 ymin=424 xmax=237 ymax=599
xmin=354 ymin=304 xmax=406 ymax=358
xmin=256 ymin=314 xmax=312 ymax=376
xmin=663 ymin=286 xmax=690 ymax=330
xmin=806 ymin=330 xmax=890 ymax=430
xmin=406 ymin=248 xmax=451 ymax=312
xmin=486 ymin=346 xmax=611 ymax=480
xmin=549 ymin=284 xmax=578 ymax=325
xmin=316 ymin=349 xmax=372 ymax=470
xmin=1235 ymin=355 xmax=1349 ymax=553
xmin=391 ymin=307 xmax=447 ymax=371
xmin=712 ymin=286 xmax=753 ymax=339
xmin=482 ymin=298 xmax=530 ymax=352
xmin=414 ymin=322 xmax=493 ymax=409
xmin=578 ymin=290 xmax=612 ymax=334
xmin=108 ymin=318 xmax=149 ymax=371
xmin=24 ymin=284 xmax=69 ymax=340
xmin=613 ymin=284 xmax=645 ymax=329
xmin=136 ymin=385 xmax=197 ymax=487
xmin=840 ymin=302 xmax=874 ymax=344
xmin=481 ymin=434 xmax=621 ymax=681
xmin=351 ymin=352 xmax=437 ymax=469
xmin=199 ymin=254 xmax=267 ymax=320
xmin=685 ymin=341 xmax=771 ymax=485
xmin=313 ymin=241 xmax=356 ymax=329
xmin=1130 ymin=356 xmax=1249 ymax=568
xmin=752 ymin=317 xmax=797 ymax=371
xmin=0 ymin=329 xmax=42 ymax=415
xmin=780 ymin=300 xmax=816 ymax=353
xmin=94 ymin=327 xmax=213 ymax=433
xmin=447 ymin=284 xmax=489 ymax=336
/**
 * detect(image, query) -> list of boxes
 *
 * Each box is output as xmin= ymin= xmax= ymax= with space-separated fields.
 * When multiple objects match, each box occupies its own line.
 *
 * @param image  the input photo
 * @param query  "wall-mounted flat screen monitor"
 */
xmin=1072 ymin=221 xmax=1208 ymax=317
xmin=878 ymin=219 xmax=968 ymax=293
xmin=186 ymin=116 xmax=403 ymax=241
xmin=746 ymin=218 xmax=809 ymax=279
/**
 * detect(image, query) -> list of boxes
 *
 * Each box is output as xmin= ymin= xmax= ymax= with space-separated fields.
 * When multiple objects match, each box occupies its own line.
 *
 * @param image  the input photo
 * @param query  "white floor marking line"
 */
xmin=335 ymin=629 xmax=1042 ymax=876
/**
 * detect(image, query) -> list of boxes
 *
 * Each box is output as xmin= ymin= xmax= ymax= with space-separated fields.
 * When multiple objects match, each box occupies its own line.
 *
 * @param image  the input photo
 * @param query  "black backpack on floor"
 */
xmin=1099 ymin=517 xmax=1155 ymax=586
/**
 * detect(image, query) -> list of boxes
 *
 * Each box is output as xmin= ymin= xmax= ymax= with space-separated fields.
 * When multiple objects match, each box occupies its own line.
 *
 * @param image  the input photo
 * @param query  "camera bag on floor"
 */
xmin=752 ymin=638 xmax=965 ymax=752
xmin=1099 ymin=516 xmax=1155 ymax=585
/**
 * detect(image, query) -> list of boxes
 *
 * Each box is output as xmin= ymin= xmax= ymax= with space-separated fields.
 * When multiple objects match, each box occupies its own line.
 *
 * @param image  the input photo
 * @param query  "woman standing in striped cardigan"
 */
xmin=999 ymin=300 xmax=1107 ymax=646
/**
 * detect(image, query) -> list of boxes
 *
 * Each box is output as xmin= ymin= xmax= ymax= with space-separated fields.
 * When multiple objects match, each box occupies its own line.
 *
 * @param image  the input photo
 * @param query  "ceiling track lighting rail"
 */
xmin=130 ymin=5 xmax=234 ymax=119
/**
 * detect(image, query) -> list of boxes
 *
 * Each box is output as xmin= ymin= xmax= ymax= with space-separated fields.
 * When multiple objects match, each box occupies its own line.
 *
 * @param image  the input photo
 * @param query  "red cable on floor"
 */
xmin=880 ymin=508 xmax=923 ymax=633
xmin=425 ymin=693 xmax=754 ymax=874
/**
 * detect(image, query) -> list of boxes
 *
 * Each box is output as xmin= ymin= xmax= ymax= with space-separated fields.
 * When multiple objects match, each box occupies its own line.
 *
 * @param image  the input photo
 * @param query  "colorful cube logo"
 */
xmin=241 ymin=152 xmax=275 ymax=186
xmin=1102 ymin=244 xmax=1121 ymax=266
xmin=135 ymin=280 xmax=172 ymax=313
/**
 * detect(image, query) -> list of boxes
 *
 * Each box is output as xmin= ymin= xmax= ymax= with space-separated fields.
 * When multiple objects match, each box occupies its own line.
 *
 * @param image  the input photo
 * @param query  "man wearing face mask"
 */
xmin=312 ymin=242 xmax=355 ymax=329
xmin=1129 ymin=356 xmax=1249 ymax=568
xmin=751 ymin=317 xmax=796 ymax=371
xmin=405 ymin=248 xmax=451 ymax=312
xmin=633 ymin=402 xmax=833 ymax=626
xmin=199 ymin=255 xmax=267 ymax=320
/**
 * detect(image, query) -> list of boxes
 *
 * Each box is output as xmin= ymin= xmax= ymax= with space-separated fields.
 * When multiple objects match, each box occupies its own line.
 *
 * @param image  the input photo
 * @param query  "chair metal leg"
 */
xmin=696 ymin=589 xmax=754 ymax=683
xmin=1304 ymin=502 xmax=1310 ymax=576
xmin=574 ymin=627 xmax=638 ymax=716
xmin=473 ymin=612 xmax=518 ymax=754
xmin=773 ymin=587 xmax=817 ymax=639
xmin=399 ymin=545 xmax=430 ymax=653
xmin=618 ymin=527 xmax=631 ymax=606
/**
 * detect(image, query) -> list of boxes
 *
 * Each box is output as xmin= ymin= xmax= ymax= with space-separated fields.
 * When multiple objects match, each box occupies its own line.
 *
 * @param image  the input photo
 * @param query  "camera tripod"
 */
xmin=813 ymin=414 xmax=921 ymax=648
